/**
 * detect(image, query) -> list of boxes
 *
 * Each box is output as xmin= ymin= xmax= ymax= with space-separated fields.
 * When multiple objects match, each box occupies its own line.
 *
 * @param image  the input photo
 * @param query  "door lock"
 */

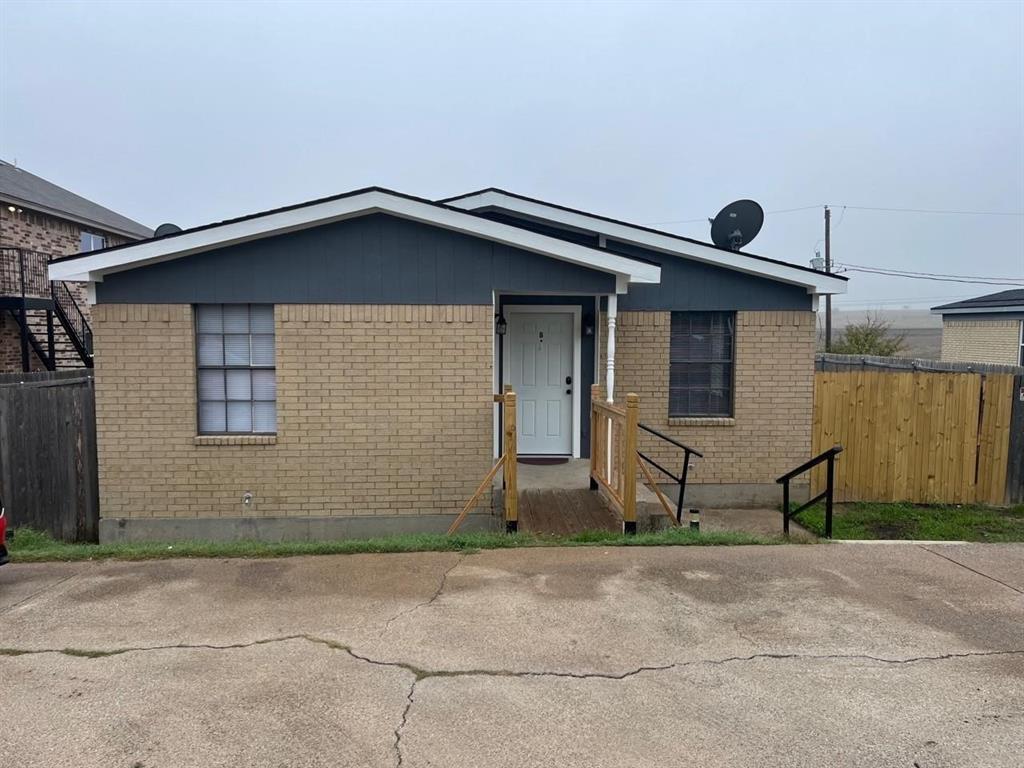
xmin=565 ymin=376 xmax=572 ymax=385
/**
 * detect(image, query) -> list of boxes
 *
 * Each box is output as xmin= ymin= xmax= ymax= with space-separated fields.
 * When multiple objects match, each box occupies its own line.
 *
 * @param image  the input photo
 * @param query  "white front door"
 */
xmin=505 ymin=311 xmax=574 ymax=455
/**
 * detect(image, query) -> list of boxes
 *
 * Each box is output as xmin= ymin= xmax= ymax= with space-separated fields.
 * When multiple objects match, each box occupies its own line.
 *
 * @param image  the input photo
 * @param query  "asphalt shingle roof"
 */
xmin=932 ymin=289 xmax=1024 ymax=312
xmin=0 ymin=159 xmax=151 ymax=239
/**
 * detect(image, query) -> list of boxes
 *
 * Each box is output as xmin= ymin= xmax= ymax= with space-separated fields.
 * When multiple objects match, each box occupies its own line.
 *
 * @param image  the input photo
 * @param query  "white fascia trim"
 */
xmin=932 ymin=306 xmax=1024 ymax=315
xmin=447 ymin=190 xmax=847 ymax=296
xmin=48 ymin=190 xmax=660 ymax=288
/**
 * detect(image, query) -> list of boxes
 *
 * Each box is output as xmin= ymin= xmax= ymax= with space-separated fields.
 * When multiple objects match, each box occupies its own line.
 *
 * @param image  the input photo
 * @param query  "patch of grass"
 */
xmin=794 ymin=502 xmax=1024 ymax=542
xmin=5 ymin=525 xmax=782 ymax=563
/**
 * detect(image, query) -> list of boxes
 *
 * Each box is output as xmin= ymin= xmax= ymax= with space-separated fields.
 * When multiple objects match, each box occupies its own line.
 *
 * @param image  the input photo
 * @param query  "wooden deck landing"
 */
xmin=518 ymin=488 xmax=622 ymax=535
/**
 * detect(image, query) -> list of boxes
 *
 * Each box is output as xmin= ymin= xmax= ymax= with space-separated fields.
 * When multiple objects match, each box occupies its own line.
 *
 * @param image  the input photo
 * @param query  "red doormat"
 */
xmin=517 ymin=457 xmax=570 ymax=466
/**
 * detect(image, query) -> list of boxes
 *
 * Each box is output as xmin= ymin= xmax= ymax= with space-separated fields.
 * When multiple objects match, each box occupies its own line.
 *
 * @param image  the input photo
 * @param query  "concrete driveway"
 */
xmin=1 ymin=543 xmax=1022 ymax=767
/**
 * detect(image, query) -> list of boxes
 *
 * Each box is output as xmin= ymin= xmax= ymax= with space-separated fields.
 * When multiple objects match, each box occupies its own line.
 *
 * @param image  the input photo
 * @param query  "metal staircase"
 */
xmin=1 ymin=248 xmax=94 ymax=371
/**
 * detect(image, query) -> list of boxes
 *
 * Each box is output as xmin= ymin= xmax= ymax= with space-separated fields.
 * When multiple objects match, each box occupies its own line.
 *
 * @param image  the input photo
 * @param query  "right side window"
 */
xmin=669 ymin=311 xmax=735 ymax=418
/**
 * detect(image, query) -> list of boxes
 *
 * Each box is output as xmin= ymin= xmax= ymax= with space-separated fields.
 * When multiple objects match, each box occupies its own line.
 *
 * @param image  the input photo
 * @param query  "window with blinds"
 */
xmin=669 ymin=311 xmax=735 ymax=418
xmin=195 ymin=304 xmax=276 ymax=434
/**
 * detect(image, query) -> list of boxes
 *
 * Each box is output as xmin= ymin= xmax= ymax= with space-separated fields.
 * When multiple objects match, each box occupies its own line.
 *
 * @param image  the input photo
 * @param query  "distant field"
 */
xmin=818 ymin=309 xmax=943 ymax=359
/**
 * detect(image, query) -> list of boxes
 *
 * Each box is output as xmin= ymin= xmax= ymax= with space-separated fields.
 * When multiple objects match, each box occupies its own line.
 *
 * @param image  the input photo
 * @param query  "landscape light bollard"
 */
xmin=689 ymin=508 xmax=700 ymax=531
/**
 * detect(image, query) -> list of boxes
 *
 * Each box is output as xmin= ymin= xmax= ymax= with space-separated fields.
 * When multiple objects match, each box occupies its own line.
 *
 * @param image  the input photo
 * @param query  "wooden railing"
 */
xmin=448 ymin=388 xmax=518 ymax=534
xmin=589 ymin=385 xmax=639 ymax=533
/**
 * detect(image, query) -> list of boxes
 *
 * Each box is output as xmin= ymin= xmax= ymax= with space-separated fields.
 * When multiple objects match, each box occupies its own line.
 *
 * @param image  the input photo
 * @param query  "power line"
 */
xmin=648 ymin=204 xmax=823 ymax=226
xmin=841 ymin=205 xmax=1024 ymax=217
xmin=648 ymin=202 xmax=1024 ymax=226
xmin=837 ymin=266 xmax=1024 ymax=286
xmin=835 ymin=268 xmax=1019 ymax=286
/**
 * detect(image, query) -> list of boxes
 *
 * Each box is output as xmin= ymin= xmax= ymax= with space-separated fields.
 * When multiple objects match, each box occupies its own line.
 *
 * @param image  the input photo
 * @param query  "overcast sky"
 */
xmin=2 ymin=1 xmax=1021 ymax=309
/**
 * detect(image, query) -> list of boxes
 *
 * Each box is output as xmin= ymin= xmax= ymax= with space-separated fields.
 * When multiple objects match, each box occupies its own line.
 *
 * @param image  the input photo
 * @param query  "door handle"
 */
xmin=566 ymin=388 xmax=572 ymax=395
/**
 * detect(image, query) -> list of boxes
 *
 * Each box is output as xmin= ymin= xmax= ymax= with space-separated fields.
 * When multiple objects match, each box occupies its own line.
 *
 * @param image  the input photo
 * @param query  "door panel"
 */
xmin=506 ymin=311 xmax=574 ymax=455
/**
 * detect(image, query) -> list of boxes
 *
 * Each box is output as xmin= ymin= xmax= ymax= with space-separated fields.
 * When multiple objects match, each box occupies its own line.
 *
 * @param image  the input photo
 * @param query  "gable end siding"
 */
xmin=95 ymin=213 xmax=616 ymax=305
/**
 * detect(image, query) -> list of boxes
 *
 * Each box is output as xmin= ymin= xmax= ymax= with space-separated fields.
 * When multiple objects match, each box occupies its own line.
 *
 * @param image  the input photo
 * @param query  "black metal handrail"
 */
xmin=777 ymin=445 xmax=843 ymax=538
xmin=0 ymin=247 xmax=50 ymax=299
xmin=51 ymin=281 xmax=94 ymax=365
xmin=637 ymin=422 xmax=703 ymax=523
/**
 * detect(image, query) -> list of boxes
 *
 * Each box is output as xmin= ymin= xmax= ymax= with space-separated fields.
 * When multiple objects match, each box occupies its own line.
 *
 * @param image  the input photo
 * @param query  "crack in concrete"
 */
xmin=378 ymin=555 xmax=464 ymax=638
xmin=394 ymin=678 xmax=416 ymax=767
xmin=918 ymin=545 xmax=1024 ymax=595
xmin=2 ymin=633 xmax=1020 ymax=678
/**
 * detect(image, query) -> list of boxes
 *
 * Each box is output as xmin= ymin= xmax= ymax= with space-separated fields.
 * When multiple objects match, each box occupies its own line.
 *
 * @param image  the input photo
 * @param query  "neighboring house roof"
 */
xmin=0 ymin=159 xmax=152 ymax=240
xmin=49 ymin=187 xmax=660 ymax=288
xmin=932 ymin=289 xmax=1024 ymax=315
xmin=440 ymin=187 xmax=847 ymax=295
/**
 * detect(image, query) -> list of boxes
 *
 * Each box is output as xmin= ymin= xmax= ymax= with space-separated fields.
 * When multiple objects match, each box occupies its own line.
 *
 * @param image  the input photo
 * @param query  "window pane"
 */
xmin=251 ymin=334 xmax=274 ymax=366
xmin=196 ymin=305 xmax=223 ymax=333
xmin=197 ymin=334 xmax=224 ymax=366
xmin=250 ymin=305 xmax=274 ymax=333
xmin=199 ymin=401 xmax=226 ymax=433
xmin=223 ymin=305 xmax=250 ymax=333
xmin=226 ymin=369 xmax=252 ymax=400
xmin=669 ymin=312 xmax=734 ymax=417
xmin=198 ymin=369 xmax=225 ymax=400
xmin=224 ymin=334 xmax=250 ymax=365
xmin=252 ymin=369 xmax=276 ymax=400
xmin=227 ymin=401 xmax=253 ymax=432
xmin=253 ymin=401 xmax=276 ymax=433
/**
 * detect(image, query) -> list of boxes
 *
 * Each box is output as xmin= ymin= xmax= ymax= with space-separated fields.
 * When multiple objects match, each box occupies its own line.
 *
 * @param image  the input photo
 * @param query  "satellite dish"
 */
xmin=153 ymin=223 xmax=182 ymax=238
xmin=709 ymin=200 xmax=764 ymax=251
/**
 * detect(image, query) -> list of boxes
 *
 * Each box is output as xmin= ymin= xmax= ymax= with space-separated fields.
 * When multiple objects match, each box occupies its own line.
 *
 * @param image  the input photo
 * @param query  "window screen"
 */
xmin=669 ymin=312 xmax=735 ymax=418
xmin=195 ymin=304 xmax=276 ymax=434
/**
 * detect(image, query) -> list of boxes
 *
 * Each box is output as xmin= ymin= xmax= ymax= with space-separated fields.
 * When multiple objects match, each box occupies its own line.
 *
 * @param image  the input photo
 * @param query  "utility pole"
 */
xmin=824 ymin=205 xmax=832 ymax=352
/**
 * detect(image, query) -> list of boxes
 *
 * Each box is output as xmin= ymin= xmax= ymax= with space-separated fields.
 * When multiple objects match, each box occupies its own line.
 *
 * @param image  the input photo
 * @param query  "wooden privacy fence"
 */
xmin=811 ymin=367 xmax=1022 ymax=505
xmin=0 ymin=370 xmax=99 ymax=542
xmin=590 ymin=385 xmax=639 ymax=532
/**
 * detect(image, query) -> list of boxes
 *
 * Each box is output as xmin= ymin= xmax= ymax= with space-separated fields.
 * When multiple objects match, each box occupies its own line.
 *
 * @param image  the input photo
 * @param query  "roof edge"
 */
xmin=442 ymin=188 xmax=847 ymax=294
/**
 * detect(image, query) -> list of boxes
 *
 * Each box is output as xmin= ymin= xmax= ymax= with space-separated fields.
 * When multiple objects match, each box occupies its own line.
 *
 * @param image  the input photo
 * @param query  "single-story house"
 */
xmin=933 ymin=290 xmax=1024 ymax=367
xmin=50 ymin=187 xmax=847 ymax=542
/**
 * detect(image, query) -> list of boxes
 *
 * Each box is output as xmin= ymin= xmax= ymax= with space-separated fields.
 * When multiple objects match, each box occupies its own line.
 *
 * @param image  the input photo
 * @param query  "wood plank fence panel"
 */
xmin=1007 ymin=375 xmax=1024 ymax=504
xmin=0 ymin=371 xmax=98 ymax=542
xmin=812 ymin=370 xmax=1015 ymax=505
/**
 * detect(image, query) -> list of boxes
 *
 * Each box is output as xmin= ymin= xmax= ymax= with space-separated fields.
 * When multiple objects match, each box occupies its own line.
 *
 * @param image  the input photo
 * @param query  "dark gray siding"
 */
xmin=609 ymin=240 xmax=813 ymax=311
xmin=96 ymin=213 xmax=616 ymax=304
xmin=469 ymin=209 xmax=813 ymax=311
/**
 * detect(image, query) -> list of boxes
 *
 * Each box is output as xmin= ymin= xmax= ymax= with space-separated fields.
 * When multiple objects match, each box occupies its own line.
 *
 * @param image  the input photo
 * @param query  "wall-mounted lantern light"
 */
xmin=495 ymin=314 xmax=508 ymax=336
xmin=583 ymin=313 xmax=595 ymax=337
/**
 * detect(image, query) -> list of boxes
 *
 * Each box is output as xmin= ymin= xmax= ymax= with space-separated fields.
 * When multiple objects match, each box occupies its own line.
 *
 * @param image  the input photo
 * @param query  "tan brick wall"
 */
xmin=941 ymin=318 xmax=1022 ymax=366
xmin=601 ymin=310 xmax=816 ymax=485
xmin=93 ymin=304 xmax=494 ymax=519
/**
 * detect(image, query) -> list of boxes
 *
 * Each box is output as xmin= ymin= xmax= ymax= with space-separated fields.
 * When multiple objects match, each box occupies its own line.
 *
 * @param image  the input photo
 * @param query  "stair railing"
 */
xmin=51 ymin=281 xmax=94 ymax=367
xmin=776 ymin=445 xmax=843 ymax=538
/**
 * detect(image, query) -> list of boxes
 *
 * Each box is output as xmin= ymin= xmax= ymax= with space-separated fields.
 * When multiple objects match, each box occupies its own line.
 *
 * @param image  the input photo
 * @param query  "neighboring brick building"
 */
xmin=51 ymin=187 xmax=847 ymax=542
xmin=933 ymin=290 xmax=1024 ymax=367
xmin=0 ymin=159 xmax=151 ymax=371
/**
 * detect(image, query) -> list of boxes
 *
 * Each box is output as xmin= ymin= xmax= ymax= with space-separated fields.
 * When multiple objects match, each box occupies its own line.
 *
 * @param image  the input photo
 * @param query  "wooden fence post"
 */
xmin=590 ymin=384 xmax=602 ymax=490
xmin=623 ymin=393 xmax=639 ymax=534
xmin=503 ymin=391 xmax=518 ymax=533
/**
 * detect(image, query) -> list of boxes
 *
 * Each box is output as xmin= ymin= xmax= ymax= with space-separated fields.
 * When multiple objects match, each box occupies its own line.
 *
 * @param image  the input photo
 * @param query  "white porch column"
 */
xmin=604 ymin=293 xmax=618 ymax=481
xmin=605 ymin=293 xmax=617 ymax=403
